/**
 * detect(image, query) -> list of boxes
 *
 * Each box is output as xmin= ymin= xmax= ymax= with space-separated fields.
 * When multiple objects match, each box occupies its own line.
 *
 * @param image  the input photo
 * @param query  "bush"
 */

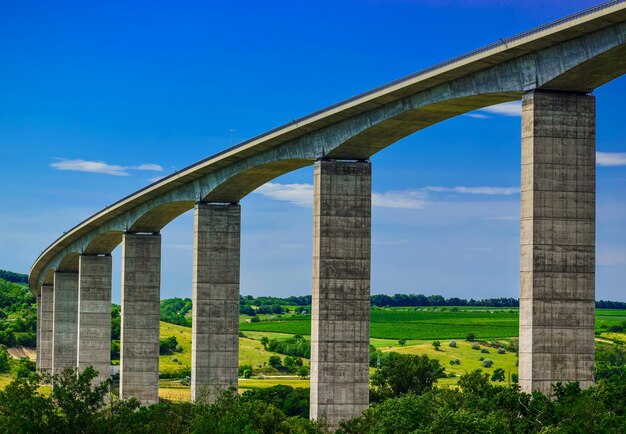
xmin=159 ymin=336 xmax=178 ymax=355
xmin=432 ymin=341 xmax=441 ymax=351
xmin=398 ymin=339 xmax=407 ymax=346
xmin=250 ymin=316 xmax=260 ymax=323
xmin=511 ymin=373 xmax=519 ymax=383
xmin=497 ymin=348 xmax=506 ymax=354
xmin=482 ymin=359 xmax=494 ymax=368
xmin=268 ymin=356 xmax=282 ymax=369
xmin=171 ymin=357 xmax=179 ymax=363
xmin=175 ymin=344 xmax=184 ymax=353
xmin=480 ymin=348 xmax=489 ymax=354
xmin=466 ymin=333 xmax=476 ymax=342
xmin=449 ymin=340 xmax=457 ymax=348
xmin=491 ymin=368 xmax=505 ymax=382
xmin=479 ymin=357 xmax=485 ymax=361
xmin=471 ymin=343 xmax=480 ymax=350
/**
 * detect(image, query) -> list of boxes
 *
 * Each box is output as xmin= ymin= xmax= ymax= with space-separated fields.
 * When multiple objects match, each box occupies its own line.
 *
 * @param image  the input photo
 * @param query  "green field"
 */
xmin=239 ymin=307 xmax=626 ymax=340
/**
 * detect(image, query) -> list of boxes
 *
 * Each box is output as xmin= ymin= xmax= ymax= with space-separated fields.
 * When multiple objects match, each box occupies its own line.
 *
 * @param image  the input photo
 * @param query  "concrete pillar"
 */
xmin=36 ymin=296 xmax=41 ymax=370
xmin=120 ymin=233 xmax=161 ymax=405
xmin=519 ymin=90 xmax=596 ymax=394
xmin=310 ymin=159 xmax=371 ymax=425
xmin=77 ymin=254 xmax=112 ymax=384
xmin=52 ymin=271 xmax=79 ymax=374
xmin=39 ymin=284 xmax=54 ymax=372
xmin=191 ymin=203 xmax=241 ymax=402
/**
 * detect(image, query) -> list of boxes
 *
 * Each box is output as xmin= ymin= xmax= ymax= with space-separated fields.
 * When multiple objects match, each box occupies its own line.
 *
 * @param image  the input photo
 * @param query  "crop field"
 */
xmin=239 ymin=307 xmax=626 ymax=340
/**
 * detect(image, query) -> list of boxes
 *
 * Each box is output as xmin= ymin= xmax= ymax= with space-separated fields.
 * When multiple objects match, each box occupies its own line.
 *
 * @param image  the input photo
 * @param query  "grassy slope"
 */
xmin=159 ymin=322 xmax=309 ymax=376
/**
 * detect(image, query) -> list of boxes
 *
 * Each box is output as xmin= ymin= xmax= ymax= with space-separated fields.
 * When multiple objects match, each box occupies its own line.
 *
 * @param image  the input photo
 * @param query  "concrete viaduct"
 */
xmin=29 ymin=1 xmax=626 ymax=425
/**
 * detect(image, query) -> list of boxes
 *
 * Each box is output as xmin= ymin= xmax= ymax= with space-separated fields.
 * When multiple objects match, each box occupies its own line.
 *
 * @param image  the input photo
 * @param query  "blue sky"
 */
xmin=1 ymin=0 xmax=625 ymax=302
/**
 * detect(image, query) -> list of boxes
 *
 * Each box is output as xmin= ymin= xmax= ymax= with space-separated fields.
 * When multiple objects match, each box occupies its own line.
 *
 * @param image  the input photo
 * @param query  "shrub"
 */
xmin=480 ymin=348 xmax=489 ymax=354
xmin=511 ymin=373 xmax=519 ymax=383
xmin=398 ymin=339 xmax=407 ymax=346
xmin=454 ymin=358 xmax=461 ymax=365
xmin=491 ymin=368 xmax=505 ymax=382
xmin=482 ymin=359 xmax=494 ymax=368
xmin=449 ymin=340 xmax=457 ymax=348
xmin=432 ymin=341 xmax=441 ymax=351
xmin=175 ymin=344 xmax=184 ymax=353
xmin=171 ymin=357 xmax=179 ymax=363
xmin=497 ymin=348 xmax=506 ymax=354
xmin=159 ymin=336 xmax=178 ymax=355
xmin=466 ymin=333 xmax=476 ymax=342
xmin=471 ymin=343 xmax=480 ymax=350
xmin=250 ymin=316 xmax=260 ymax=323
xmin=479 ymin=356 xmax=485 ymax=361
xmin=268 ymin=356 xmax=282 ymax=369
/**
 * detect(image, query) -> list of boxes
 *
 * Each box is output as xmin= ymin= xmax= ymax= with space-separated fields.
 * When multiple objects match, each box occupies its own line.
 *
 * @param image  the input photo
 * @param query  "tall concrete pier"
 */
xmin=52 ymin=271 xmax=79 ymax=374
xmin=310 ymin=160 xmax=371 ymax=425
xmin=77 ymin=255 xmax=112 ymax=384
xmin=120 ymin=233 xmax=161 ymax=405
xmin=39 ymin=284 xmax=54 ymax=372
xmin=191 ymin=203 xmax=241 ymax=402
xmin=519 ymin=90 xmax=596 ymax=393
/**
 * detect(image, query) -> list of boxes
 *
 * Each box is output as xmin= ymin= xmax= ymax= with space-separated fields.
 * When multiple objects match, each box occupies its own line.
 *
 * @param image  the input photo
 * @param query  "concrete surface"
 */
xmin=52 ymin=271 xmax=78 ymax=374
xmin=191 ymin=203 xmax=241 ymax=402
xmin=310 ymin=160 xmax=371 ymax=425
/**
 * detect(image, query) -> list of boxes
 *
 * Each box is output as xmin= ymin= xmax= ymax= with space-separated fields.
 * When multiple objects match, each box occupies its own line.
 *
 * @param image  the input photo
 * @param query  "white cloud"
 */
xmin=372 ymin=190 xmax=427 ymax=209
xmin=51 ymin=159 xmax=164 ymax=176
xmin=466 ymin=101 xmax=522 ymax=119
xmin=423 ymin=186 xmax=519 ymax=195
xmin=255 ymin=182 xmax=314 ymax=207
xmin=464 ymin=113 xmax=490 ymax=119
xmin=597 ymin=152 xmax=626 ymax=167
xmin=255 ymin=182 xmax=516 ymax=209
xmin=481 ymin=101 xmax=521 ymax=116
xmin=135 ymin=163 xmax=164 ymax=171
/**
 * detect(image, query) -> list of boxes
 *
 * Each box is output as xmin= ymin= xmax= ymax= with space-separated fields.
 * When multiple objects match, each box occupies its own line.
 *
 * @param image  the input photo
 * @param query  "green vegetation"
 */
xmin=160 ymin=297 xmax=192 ymax=327
xmin=0 ymin=270 xmax=28 ymax=284
xmin=0 ymin=278 xmax=36 ymax=347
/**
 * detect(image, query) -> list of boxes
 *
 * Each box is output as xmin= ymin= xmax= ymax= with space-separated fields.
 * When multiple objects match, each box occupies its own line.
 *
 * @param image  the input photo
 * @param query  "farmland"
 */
xmin=239 ymin=307 xmax=626 ymax=340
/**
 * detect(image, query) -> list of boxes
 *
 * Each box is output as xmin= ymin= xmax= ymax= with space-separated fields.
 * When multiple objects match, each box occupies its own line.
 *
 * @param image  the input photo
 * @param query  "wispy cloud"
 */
xmin=255 ymin=182 xmax=314 ymax=207
xmin=465 ymin=101 xmax=522 ymax=119
xmin=372 ymin=191 xmax=427 ymax=209
xmin=597 ymin=152 xmax=626 ymax=167
xmin=50 ymin=159 xmax=164 ymax=176
xmin=423 ymin=186 xmax=519 ymax=195
xmin=254 ymin=182 xmax=518 ymax=209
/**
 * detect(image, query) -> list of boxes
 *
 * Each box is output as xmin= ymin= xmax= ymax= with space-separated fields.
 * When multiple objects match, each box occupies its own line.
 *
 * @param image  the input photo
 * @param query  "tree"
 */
xmin=297 ymin=365 xmax=309 ymax=379
xmin=432 ymin=341 xmax=441 ymax=351
xmin=398 ymin=339 xmax=407 ymax=346
xmin=372 ymin=353 xmax=444 ymax=399
xmin=449 ymin=340 xmax=457 ymax=348
xmin=0 ymin=347 xmax=10 ymax=374
xmin=159 ymin=336 xmax=178 ymax=354
xmin=260 ymin=336 xmax=269 ymax=350
xmin=491 ymin=368 xmax=505 ymax=382
xmin=466 ymin=333 xmax=476 ymax=342
xmin=268 ymin=355 xmax=282 ymax=369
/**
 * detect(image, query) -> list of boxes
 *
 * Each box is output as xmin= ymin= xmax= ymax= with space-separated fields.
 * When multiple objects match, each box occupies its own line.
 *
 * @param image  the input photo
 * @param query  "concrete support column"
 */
xmin=78 ymin=254 xmax=112 ymax=384
xmin=39 ymin=284 xmax=54 ymax=372
xmin=36 ymin=296 xmax=41 ymax=370
xmin=310 ymin=159 xmax=371 ymax=425
xmin=191 ymin=203 xmax=241 ymax=402
xmin=120 ymin=233 xmax=161 ymax=405
xmin=52 ymin=271 xmax=79 ymax=374
xmin=519 ymin=90 xmax=596 ymax=394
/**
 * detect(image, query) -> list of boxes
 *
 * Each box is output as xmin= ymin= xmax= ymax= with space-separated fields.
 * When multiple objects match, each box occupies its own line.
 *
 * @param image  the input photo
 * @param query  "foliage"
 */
xmin=160 ymin=297 xmax=192 ymax=327
xmin=491 ymin=368 xmax=506 ymax=382
xmin=241 ymin=385 xmax=310 ymax=418
xmin=266 ymin=335 xmax=310 ymax=359
xmin=432 ymin=341 xmax=441 ymax=351
xmin=0 ymin=270 xmax=28 ymax=284
xmin=0 ymin=278 xmax=36 ymax=347
xmin=159 ymin=336 xmax=179 ymax=355
xmin=449 ymin=340 xmax=457 ymax=348
xmin=371 ymin=353 xmax=445 ymax=401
